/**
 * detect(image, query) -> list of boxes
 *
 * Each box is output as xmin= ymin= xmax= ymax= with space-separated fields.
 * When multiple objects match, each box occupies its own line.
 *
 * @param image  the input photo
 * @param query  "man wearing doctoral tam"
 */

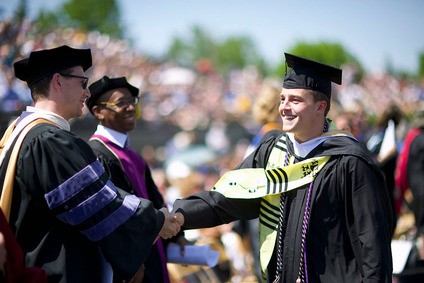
xmin=172 ymin=53 xmax=393 ymax=282
xmin=0 ymin=45 xmax=181 ymax=282
xmin=85 ymin=76 xmax=189 ymax=282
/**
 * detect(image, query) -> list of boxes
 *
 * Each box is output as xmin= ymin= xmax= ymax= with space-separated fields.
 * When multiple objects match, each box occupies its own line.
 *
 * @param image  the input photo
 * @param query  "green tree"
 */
xmin=33 ymin=0 xmax=123 ymax=38
xmin=217 ymin=36 xmax=267 ymax=75
xmin=274 ymin=41 xmax=363 ymax=80
xmin=167 ymin=37 xmax=192 ymax=66
xmin=166 ymin=26 xmax=217 ymax=68
xmin=166 ymin=25 xmax=268 ymax=76
xmin=384 ymin=56 xmax=414 ymax=78
xmin=190 ymin=26 xmax=218 ymax=62
xmin=13 ymin=0 xmax=27 ymax=23
xmin=63 ymin=0 xmax=122 ymax=37
xmin=35 ymin=10 xmax=60 ymax=32
xmin=419 ymin=51 xmax=424 ymax=78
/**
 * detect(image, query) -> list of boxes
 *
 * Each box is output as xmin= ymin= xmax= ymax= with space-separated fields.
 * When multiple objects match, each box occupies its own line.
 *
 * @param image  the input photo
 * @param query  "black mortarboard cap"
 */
xmin=283 ymin=53 xmax=342 ymax=98
xmin=14 ymin=45 xmax=92 ymax=86
xmin=86 ymin=76 xmax=139 ymax=113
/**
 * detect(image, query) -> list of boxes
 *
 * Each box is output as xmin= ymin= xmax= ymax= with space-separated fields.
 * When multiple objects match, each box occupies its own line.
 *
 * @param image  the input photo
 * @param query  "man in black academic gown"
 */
xmin=0 ymin=45 xmax=181 ymax=282
xmin=85 ymin=76 xmax=189 ymax=282
xmin=172 ymin=53 xmax=393 ymax=282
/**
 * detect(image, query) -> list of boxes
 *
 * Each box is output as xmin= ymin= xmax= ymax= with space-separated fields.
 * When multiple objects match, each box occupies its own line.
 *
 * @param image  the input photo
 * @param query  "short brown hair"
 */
xmin=29 ymin=75 xmax=52 ymax=101
xmin=310 ymin=90 xmax=331 ymax=117
xmin=29 ymin=67 xmax=75 ymax=102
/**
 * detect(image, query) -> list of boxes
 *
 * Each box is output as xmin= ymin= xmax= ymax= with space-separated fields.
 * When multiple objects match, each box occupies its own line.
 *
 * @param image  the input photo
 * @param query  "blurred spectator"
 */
xmin=244 ymin=77 xmax=283 ymax=157
xmin=393 ymin=104 xmax=424 ymax=282
xmin=334 ymin=111 xmax=354 ymax=133
xmin=367 ymin=104 xmax=404 ymax=235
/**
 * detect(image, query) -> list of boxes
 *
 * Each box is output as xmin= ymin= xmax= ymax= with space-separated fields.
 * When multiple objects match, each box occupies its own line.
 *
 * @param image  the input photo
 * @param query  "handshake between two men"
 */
xmin=158 ymin=208 xmax=185 ymax=240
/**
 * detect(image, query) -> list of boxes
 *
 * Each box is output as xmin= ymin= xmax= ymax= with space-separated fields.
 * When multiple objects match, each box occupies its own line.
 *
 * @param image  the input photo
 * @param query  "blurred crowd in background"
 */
xmin=2 ymin=19 xmax=424 ymax=282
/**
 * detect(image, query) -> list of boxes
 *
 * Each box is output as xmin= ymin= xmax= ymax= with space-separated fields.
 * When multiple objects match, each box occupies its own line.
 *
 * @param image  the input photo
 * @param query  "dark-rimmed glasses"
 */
xmin=100 ymin=97 xmax=140 ymax=109
xmin=59 ymin=73 xmax=89 ymax=89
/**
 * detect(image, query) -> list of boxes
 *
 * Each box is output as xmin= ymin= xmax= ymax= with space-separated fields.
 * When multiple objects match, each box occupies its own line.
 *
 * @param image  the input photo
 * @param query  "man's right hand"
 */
xmin=158 ymin=207 xmax=180 ymax=239
xmin=173 ymin=212 xmax=184 ymax=227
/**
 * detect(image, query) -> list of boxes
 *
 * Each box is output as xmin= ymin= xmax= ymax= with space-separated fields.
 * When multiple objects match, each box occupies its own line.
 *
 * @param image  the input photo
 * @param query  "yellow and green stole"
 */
xmin=213 ymin=136 xmax=330 ymax=276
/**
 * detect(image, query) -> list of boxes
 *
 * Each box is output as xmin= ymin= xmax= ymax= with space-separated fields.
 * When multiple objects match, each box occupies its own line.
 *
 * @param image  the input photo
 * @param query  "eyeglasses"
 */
xmin=100 ymin=97 xmax=140 ymax=109
xmin=59 ymin=73 xmax=89 ymax=89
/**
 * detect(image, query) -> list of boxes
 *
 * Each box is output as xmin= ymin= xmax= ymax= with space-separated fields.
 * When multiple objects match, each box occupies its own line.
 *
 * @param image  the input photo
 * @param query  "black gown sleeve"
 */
xmin=172 ymin=135 xmax=281 ymax=229
xmin=341 ymin=156 xmax=393 ymax=282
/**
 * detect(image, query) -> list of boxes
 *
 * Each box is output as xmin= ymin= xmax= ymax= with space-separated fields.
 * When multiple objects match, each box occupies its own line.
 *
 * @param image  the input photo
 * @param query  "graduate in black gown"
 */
xmin=85 ymin=76 xmax=188 ymax=283
xmin=172 ymin=53 xmax=393 ymax=282
xmin=0 ymin=45 xmax=181 ymax=282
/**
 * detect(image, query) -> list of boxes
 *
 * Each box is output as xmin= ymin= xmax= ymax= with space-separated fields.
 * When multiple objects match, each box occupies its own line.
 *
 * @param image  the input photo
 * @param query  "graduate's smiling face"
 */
xmin=94 ymin=88 xmax=137 ymax=133
xmin=279 ymin=88 xmax=327 ymax=143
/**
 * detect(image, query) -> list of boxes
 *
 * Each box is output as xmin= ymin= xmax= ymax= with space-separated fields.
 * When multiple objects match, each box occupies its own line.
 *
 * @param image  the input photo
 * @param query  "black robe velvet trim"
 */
xmin=0 ymin=124 xmax=164 ymax=282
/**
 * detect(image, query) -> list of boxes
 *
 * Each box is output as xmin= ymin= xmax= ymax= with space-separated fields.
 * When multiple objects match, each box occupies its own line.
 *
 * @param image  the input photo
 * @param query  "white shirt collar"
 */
xmin=94 ymin=124 xmax=128 ymax=148
xmin=25 ymin=106 xmax=70 ymax=131
xmin=287 ymin=133 xmax=333 ymax=158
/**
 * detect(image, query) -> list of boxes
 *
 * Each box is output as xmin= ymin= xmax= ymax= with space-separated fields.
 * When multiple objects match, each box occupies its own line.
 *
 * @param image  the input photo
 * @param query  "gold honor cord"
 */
xmin=213 ymin=155 xmax=330 ymax=199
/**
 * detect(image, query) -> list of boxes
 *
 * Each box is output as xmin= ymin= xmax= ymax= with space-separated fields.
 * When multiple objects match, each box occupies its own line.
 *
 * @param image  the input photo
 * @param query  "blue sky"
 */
xmin=3 ymin=0 xmax=424 ymax=74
